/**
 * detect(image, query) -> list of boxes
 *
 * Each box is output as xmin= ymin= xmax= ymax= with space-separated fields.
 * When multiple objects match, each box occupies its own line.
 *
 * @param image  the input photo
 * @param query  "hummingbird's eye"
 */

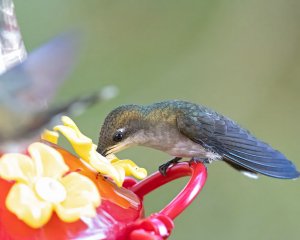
xmin=113 ymin=129 xmax=125 ymax=142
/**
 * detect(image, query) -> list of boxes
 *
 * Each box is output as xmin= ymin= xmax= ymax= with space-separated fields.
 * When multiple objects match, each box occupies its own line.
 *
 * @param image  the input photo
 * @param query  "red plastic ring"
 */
xmin=129 ymin=161 xmax=207 ymax=220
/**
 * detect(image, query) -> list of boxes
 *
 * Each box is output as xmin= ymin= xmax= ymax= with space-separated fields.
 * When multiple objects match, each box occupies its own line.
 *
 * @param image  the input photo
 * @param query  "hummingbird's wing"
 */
xmin=0 ymin=33 xmax=79 ymax=144
xmin=176 ymin=107 xmax=300 ymax=179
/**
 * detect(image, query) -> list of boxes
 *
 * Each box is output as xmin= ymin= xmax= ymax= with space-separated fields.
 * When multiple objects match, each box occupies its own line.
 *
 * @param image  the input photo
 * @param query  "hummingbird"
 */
xmin=97 ymin=100 xmax=300 ymax=179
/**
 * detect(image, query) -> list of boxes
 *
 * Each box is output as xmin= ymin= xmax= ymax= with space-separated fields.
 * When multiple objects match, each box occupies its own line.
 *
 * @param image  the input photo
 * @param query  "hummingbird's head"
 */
xmin=97 ymin=104 xmax=144 ymax=156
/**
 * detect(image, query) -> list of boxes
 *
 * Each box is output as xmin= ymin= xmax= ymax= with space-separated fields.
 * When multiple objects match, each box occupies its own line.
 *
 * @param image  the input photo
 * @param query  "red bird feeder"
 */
xmin=0 ymin=142 xmax=207 ymax=240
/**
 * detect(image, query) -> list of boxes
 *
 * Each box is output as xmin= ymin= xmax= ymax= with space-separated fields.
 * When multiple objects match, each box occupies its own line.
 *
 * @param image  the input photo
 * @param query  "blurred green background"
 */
xmin=14 ymin=1 xmax=300 ymax=239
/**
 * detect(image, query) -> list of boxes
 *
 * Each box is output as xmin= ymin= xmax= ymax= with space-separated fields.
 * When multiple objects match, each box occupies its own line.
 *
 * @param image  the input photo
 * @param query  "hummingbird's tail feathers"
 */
xmin=202 ymin=118 xmax=300 ymax=179
xmin=222 ymin=144 xmax=300 ymax=179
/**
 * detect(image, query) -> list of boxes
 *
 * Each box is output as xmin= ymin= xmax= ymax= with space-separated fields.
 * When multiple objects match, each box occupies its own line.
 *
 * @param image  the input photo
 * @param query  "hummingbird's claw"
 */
xmin=158 ymin=163 xmax=168 ymax=176
xmin=158 ymin=157 xmax=182 ymax=176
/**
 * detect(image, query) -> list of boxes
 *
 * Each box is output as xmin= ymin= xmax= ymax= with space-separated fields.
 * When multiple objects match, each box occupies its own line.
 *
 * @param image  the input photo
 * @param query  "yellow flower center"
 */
xmin=35 ymin=177 xmax=67 ymax=203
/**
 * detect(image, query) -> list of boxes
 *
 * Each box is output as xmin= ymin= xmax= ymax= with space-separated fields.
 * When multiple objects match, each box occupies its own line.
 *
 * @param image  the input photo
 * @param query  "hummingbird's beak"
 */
xmin=103 ymin=142 xmax=131 ymax=156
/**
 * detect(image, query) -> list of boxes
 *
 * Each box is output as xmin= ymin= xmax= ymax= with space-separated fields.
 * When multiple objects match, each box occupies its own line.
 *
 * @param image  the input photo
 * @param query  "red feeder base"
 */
xmin=0 ymin=144 xmax=207 ymax=240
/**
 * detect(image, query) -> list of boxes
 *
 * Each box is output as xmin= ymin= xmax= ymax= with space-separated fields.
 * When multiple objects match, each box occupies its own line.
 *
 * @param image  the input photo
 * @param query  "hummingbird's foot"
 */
xmin=159 ymin=157 xmax=182 ymax=176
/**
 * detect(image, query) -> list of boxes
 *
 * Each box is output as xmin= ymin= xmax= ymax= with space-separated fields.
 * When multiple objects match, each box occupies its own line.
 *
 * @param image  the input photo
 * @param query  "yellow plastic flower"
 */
xmin=42 ymin=116 xmax=147 ymax=187
xmin=0 ymin=142 xmax=100 ymax=228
